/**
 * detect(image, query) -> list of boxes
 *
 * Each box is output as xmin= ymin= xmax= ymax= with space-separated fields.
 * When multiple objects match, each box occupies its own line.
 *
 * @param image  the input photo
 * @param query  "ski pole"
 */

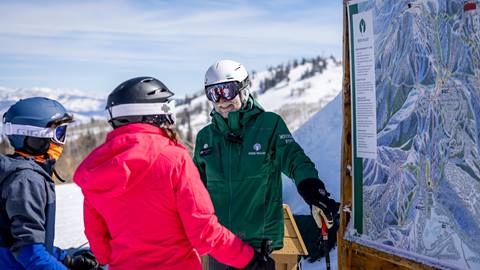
xmin=312 ymin=205 xmax=333 ymax=270
xmin=77 ymin=241 xmax=89 ymax=249
xmin=321 ymin=218 xmax=331 ymax=270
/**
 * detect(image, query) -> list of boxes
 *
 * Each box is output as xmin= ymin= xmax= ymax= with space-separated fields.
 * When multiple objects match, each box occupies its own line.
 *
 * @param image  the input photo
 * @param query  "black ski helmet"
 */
xmin=2 ymin=97 xmax=73 ymax=155
xmin=105 ymin=77 xmax=176 ymax=128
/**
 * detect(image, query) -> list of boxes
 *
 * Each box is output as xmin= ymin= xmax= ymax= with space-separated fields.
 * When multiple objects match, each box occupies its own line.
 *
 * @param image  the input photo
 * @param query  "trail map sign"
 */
xmin=348 ymin=0 xmax=480 ymax=269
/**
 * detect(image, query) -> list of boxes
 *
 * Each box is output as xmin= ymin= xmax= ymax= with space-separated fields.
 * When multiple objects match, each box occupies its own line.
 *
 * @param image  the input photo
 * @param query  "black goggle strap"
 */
xmin=53 ymin=168 xmax=67 ymax=183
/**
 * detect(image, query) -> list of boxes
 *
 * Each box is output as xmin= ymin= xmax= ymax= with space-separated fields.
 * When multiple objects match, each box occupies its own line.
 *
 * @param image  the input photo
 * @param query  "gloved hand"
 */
xmin=63 ymin=249 xmax=102 ymax=270
xmin=297 ymin=178 xmax=339 ymax=227
xmin=243 ymin=250 xmax=275 ymax=270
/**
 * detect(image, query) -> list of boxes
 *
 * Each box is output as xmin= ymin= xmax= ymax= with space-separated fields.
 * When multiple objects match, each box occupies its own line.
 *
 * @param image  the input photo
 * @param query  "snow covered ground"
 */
xmin=55 ymin=93 xmax=343 ymax=269
xmin=55 ymin=183 xmax=87 ymax=249
xmin=282 ymin=93 xmax=342 ymax=270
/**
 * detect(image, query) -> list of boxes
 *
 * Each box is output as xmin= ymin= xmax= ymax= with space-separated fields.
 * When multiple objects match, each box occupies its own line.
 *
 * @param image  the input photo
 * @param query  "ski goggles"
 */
xmin=2 ymin=122 xmax=69 ymax=145
xmin=205 ymin=81 xmax=244 ymax=102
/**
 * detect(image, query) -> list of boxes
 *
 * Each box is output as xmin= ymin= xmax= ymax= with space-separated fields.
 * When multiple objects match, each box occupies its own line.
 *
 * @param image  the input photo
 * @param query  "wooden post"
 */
xmin=338 ymin=0 xmax=353 ymax=269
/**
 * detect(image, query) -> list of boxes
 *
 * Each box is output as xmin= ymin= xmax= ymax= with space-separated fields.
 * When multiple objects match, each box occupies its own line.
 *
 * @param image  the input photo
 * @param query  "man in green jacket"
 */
xmin=193 ymin=59 xmax=338 ymax=269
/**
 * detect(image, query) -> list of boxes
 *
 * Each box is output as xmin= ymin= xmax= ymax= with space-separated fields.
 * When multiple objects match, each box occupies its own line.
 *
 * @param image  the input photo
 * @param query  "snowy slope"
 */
xmin=282 ymin=93 xmax=342 ymax=270
xmin=255 ymin=61 xmax=340 ymax=112
xmin=282 ymin=93 xmax=342 ymax=215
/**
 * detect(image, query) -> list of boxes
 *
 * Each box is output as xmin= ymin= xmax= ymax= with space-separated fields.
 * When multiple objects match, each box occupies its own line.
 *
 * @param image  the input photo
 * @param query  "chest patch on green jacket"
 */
xmin=248 ymin=143 xmax=266 ymax=155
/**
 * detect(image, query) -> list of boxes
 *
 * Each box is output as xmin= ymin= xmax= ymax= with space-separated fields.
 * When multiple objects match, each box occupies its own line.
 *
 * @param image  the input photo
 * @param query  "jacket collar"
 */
xmin=1 ymin=154 xmax=54 ymax=182
xmin=211 ymin=96 xmax=264 ymax=133
xmin=107 ymin=123 xmax=169 ymax=140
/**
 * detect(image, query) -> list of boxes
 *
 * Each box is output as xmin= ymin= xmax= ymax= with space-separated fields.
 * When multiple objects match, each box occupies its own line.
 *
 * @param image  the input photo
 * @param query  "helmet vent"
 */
xmin=147 ymin=89 xmax=159 ymax=96
xmin=141 ymin=78 xmax=154 ymax=83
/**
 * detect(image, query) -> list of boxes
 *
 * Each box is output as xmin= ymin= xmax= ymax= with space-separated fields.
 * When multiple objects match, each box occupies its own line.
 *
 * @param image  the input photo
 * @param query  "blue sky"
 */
xmin=0 ymin=0 xmax=343 ymax=97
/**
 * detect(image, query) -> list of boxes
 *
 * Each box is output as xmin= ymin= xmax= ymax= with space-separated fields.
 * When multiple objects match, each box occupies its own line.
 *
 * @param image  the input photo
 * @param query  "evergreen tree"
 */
xmin=186 ymin=108 xmax=193 ymax=144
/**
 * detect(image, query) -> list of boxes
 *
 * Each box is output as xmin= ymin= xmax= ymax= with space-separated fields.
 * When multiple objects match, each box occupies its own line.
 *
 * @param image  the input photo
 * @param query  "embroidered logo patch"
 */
xmin=161 ymin=104 xmax=171 ymax=113
xmin=248 ymin=143 xmax=265 ymax=155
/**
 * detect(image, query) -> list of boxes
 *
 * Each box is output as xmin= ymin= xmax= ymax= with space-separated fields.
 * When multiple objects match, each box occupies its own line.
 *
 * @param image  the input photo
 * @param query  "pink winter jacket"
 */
xmin=73 ymin=123 xmax=253 ymax=270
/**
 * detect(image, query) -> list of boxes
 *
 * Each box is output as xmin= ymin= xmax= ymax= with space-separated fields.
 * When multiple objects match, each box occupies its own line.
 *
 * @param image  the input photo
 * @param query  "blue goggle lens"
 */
xmin=53 ymin=125 xmax=68 ymax=144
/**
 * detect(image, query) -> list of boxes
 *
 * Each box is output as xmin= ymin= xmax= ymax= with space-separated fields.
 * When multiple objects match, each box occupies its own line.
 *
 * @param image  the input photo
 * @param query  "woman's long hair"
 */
xmin=143 ymin=115 xmax=179 ymax=145
xmin=161 ymin=124 xmax=179 ymax=144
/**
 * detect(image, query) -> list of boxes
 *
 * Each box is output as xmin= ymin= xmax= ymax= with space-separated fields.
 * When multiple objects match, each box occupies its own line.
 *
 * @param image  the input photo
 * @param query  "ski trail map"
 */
xmin=348 ymin=1 xmax=480 ymax=269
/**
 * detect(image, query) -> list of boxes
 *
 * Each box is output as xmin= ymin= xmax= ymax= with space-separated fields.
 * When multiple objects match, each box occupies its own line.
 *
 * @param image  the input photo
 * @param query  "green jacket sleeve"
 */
xmin=193 ymin=135 xmax=207 ymax=185
xmin=273 ymin=115 xmax=319 ymax=186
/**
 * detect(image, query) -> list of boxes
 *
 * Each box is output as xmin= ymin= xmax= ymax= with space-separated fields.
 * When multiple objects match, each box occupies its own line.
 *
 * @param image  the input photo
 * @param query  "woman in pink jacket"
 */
xmin=73 ymin=77 xmax=272 ymax=270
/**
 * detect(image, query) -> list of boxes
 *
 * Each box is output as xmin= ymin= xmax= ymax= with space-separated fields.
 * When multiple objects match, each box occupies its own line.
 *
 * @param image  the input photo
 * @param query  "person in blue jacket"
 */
xmin=0 ymin=97 xmax=101 ymax=270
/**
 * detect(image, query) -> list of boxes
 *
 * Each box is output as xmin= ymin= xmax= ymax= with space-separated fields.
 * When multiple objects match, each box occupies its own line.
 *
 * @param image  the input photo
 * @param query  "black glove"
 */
xmin=244 ymin=239 xmax=275 ymax=270
xmin=63 ymin=249 xmax=102 ymax=270
xmin=297 ymin=178 xmax=339 ymax=223
xmin=244 ymin=250 xmax=275 ymax=270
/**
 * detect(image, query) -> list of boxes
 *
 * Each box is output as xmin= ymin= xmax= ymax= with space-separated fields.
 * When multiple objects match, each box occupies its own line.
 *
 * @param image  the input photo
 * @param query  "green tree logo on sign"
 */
xmin=359 ymin=18 xmax=366 ymax=34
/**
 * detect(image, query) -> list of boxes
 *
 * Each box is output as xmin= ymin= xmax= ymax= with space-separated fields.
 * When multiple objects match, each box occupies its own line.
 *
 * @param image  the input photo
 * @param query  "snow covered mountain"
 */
xmin=0 ymin=86 xmax=105 ymax=123
xmin=176 ymin=56 xmax=342 ymax=141
xmin=0 ymin=56 xmax=342 ymax=147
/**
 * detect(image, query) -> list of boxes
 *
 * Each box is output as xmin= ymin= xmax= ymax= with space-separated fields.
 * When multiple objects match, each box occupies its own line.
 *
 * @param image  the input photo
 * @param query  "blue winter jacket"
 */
xmin=0 ymin=154 xmax=68 ymax=269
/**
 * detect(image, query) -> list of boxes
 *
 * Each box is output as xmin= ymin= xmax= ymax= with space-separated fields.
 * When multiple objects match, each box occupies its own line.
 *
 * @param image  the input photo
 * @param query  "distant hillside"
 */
xmin=0 ymin=55 xmax=341 ymax=137
xmin=0 ymin=87 xmax=105 ymax=123
xmin=0 ymin=55 xmax=342 ymax=182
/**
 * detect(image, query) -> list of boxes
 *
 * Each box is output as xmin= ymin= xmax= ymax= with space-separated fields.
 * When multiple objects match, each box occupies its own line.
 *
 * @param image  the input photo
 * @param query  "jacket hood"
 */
xmin=73 ymin=124 xmax=171 ymax=198
xmin=211 ymin=95 xmax=264 ymax=132
xmin=0 ymin=154 xmax=52 ymax=186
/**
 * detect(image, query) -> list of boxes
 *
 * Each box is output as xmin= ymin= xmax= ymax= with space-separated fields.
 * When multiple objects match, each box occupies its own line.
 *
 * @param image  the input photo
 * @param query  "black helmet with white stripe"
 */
xmin=105 ymin=77 xmax=176 ymax=129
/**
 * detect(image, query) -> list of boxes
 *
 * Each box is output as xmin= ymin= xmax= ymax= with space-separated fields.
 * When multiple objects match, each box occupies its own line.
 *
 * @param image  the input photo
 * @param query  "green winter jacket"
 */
xmin=193 ymin=97 xmax=319 ymax=249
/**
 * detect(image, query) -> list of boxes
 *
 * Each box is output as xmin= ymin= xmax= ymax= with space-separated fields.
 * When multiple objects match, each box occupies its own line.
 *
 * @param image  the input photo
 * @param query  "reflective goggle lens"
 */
xmin=53 ymin=124 xmax=68 ymax=144
xmin=205 ymin=81 xmax=242 ymax=102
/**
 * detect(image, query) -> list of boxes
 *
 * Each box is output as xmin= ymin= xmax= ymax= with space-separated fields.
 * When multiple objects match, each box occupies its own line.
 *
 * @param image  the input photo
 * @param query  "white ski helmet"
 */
xmin=204 ymin=59 xmax=251 ymax=105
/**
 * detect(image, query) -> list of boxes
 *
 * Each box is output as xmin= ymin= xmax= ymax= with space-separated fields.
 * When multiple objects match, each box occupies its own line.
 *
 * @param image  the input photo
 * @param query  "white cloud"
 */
xmin=0 ymin=0 xmax=342 ymax=94
xmin=0 ymin=0 xmax=341 ymax=61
